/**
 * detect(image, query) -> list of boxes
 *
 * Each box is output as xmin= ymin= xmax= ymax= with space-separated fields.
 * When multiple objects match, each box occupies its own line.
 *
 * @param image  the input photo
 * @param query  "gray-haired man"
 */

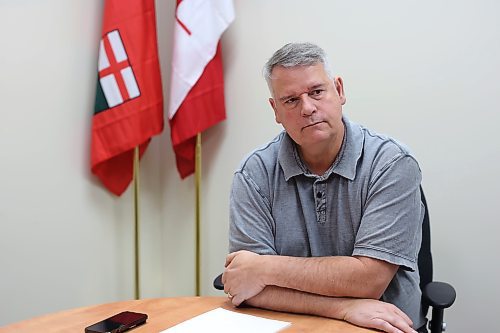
xmin=223 ymin=42 xmax=425 ymax=333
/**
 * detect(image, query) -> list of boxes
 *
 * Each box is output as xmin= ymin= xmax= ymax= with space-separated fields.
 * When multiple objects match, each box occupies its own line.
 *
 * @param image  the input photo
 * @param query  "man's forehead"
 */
xmin=270 ymin=64 xmax=331 ymax=95
xmin=270 ymin=63 xmax=327 ymax=78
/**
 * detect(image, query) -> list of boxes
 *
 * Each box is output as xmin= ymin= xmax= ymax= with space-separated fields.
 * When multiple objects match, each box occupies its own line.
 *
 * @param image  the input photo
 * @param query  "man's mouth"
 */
xmin=302 ymin=121 xmax=324 ymax=130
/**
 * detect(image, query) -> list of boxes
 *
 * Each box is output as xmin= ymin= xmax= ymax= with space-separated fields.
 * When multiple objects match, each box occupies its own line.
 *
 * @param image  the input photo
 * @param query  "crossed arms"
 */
xmin=224 ymin=252 xmax=397 ymax=304
xmin=222 ymin=251 xmax=418 ymax=333
xmin=225 ymin=152 xmax=423 ymax=332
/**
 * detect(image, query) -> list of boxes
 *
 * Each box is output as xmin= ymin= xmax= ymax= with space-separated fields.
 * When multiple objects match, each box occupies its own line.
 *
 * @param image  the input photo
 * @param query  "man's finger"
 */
xmin=371 ymin=318 xmax=403 ymax=333
xmin=392 ymin=307 xmax=413 ymax=326
xmin=225 ymin=251 xmax=240 ymax=267
xmin=223 ymin=274 xmax=230 ymax=294
xmin=384 ymin=308 xmax=415 ymax=332
xmin=377 ymin=314 xmax=416 ymax=333
xmin=231 ymin=294 xmax=244 ymax=307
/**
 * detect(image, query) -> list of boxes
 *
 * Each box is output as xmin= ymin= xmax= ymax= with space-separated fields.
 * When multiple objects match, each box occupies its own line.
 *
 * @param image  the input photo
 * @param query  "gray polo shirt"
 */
xmin=229 ymin=116 xmax=425 ymax=328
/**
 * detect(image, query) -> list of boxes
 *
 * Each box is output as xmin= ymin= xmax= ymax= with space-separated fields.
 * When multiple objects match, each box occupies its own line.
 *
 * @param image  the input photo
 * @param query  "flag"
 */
xmin=169 ymin=0 xmax=235 ymax=178
xmin=91 ymin=0 xmax=163 ymax=196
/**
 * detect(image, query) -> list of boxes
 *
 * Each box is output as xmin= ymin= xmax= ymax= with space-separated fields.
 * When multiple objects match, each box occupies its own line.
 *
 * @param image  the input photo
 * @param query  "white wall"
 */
xmin=0 ymin=0 xmax=167 ymax=324
xmin=1 ymin=0 xmax=499 ymax=332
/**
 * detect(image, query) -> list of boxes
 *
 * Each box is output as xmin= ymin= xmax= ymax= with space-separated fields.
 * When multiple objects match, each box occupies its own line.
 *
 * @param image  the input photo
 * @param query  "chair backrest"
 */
xmin=418 ymin=186 xmax=433 ymax=315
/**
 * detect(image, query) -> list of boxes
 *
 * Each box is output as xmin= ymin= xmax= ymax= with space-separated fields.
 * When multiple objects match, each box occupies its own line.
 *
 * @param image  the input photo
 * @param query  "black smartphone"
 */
xmin=213 ymin=273 xmax=224 ymax=290
xmin=84 ymin=311 xmax=148 ymax=333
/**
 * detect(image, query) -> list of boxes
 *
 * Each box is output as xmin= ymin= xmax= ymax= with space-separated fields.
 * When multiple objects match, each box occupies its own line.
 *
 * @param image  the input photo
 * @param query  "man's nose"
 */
xmin=300 ymin=95 xmax=316 ymax=116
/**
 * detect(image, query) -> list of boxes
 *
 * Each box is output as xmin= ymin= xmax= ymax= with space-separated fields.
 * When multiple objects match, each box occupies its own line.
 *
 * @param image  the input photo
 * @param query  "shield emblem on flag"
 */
xmin=95 ymin=30 xmax=141 ymax=113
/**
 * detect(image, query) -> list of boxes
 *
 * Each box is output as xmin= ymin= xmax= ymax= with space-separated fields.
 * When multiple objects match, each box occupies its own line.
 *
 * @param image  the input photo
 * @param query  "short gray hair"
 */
xmin=263 ymin=42 xmax=334 ymax=87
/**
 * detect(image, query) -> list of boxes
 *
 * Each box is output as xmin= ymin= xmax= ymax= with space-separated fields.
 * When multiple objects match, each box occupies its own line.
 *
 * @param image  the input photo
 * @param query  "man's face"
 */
xmin=268 ymin=63 xmax=346 ymax=149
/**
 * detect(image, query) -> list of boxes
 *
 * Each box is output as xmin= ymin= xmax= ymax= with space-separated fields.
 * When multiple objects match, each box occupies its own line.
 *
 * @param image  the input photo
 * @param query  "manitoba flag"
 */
xmin=91 ymin=0 xmax=163 ymax=196
xmin=169 ymin=0 xmax=234 ymax=178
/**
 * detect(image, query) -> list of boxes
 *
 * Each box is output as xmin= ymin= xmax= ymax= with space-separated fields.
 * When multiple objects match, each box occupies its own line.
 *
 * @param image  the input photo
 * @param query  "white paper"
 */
xmin=160 ymin=307 xmax=291 ymax=333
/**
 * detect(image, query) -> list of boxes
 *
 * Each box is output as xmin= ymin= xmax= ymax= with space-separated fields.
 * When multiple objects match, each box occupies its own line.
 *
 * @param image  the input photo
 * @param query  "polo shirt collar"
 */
xmin=334 ymin=116 xmax=363 ymax=180
xmin=278 ymin=116 xmax=363 ymax=181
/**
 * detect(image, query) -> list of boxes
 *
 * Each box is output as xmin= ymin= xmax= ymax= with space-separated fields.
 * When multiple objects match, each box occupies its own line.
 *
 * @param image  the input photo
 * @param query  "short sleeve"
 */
xmin=353 ymin=155 xmax=423 ymax=271
xmin=228 ymin=171 xmax=278 ymax=255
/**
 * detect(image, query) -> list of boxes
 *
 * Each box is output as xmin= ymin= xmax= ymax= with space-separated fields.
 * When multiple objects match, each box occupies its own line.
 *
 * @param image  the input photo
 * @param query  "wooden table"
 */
xmin=0 ymin=296 xmax=375 ymax=332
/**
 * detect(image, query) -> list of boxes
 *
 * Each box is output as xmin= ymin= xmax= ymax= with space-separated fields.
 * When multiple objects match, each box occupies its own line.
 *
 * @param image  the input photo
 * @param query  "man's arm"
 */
xmin=226 ymin=156 xmax=422 ymax=306
xmin=223 ymin=250 xmax=398 ymax=306
xmin=242 ymin=286 xmax=417 ymax=333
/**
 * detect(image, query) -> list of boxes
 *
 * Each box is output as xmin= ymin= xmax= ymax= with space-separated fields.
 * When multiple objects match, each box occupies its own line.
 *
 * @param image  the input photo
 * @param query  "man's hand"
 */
xmin=222 ymin=250 xmax=267 ymax=306
xmin=340 ymin=298 xmax=418 ymax=333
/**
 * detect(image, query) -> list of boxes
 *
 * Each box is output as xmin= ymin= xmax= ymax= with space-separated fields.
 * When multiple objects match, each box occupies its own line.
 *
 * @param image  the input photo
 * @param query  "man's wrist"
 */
xmin=329 ymin=298 xmax=349 ymax=320
xmin=260 ymin=255 xmax=275 ymax=287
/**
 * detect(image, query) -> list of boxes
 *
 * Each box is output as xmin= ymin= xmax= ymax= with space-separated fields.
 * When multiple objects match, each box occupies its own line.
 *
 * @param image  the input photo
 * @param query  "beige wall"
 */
xmin=1 ymin=0 xmax=499 ymax=331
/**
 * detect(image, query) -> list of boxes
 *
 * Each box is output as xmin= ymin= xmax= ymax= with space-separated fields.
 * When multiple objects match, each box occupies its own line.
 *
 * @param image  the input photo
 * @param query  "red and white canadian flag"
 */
xmin=169 ymin=0 xmax=235 ymax=178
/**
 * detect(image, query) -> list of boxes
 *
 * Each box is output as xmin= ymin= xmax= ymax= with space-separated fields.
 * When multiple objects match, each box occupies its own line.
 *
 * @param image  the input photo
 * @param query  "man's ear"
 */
xmin=334 ymin=77 xmax=346 ymax=105
xmin=269 ymin=98 xmax=281 ymax=124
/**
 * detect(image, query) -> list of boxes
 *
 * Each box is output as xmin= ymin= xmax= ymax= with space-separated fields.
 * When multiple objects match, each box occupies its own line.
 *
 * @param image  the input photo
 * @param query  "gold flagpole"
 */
xmin=133 ymin=146 xmax=141 ymax=300
xmin=195 ymin=133 xmax=202 ymax=296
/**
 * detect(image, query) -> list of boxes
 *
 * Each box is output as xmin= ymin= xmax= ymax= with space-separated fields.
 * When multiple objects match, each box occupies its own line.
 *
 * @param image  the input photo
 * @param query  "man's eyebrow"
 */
xmin=309 ymin=83 xmax=326 ymax=90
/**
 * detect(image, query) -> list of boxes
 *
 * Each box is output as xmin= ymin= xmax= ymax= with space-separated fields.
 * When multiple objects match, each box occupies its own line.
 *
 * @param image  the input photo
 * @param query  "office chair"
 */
xmin=418 ymin=187 xmax=456 ymax=333
xmin=214 ymin=186 xmax=456 ymax=333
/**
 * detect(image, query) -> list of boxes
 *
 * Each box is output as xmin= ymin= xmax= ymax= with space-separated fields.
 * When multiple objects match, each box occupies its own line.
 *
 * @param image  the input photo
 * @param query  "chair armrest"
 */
xmin=213 ymin=273 xmax=224 ymax=290
xmin=422 ymin=281 xmax=456 ymax=309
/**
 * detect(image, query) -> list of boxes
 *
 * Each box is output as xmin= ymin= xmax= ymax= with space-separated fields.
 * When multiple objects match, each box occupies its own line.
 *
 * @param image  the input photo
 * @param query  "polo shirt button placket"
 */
xmin=314 ymin=182 xmax=327 ymax=224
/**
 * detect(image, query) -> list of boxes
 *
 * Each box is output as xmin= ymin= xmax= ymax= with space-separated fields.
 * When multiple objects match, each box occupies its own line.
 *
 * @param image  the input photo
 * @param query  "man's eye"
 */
xmin=310 ymin=89 xmax=323 ymax=96
xmin=285 ymin=98 xmax=298 ymax=105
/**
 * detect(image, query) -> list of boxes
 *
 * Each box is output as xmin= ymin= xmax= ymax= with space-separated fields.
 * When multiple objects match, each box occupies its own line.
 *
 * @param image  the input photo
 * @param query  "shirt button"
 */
xmin=316 ymin=192 xmax=323 ymax=198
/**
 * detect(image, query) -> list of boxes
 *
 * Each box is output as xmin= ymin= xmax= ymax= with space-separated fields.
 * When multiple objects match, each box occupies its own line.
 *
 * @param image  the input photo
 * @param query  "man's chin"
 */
xmin=301 ymin=132 xmax=333 ymax=145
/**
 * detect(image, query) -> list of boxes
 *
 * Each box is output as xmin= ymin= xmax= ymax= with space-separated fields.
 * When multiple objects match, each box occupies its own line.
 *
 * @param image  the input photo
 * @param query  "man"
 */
xmin=223 ymin=42 xmax=425 ymax=333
